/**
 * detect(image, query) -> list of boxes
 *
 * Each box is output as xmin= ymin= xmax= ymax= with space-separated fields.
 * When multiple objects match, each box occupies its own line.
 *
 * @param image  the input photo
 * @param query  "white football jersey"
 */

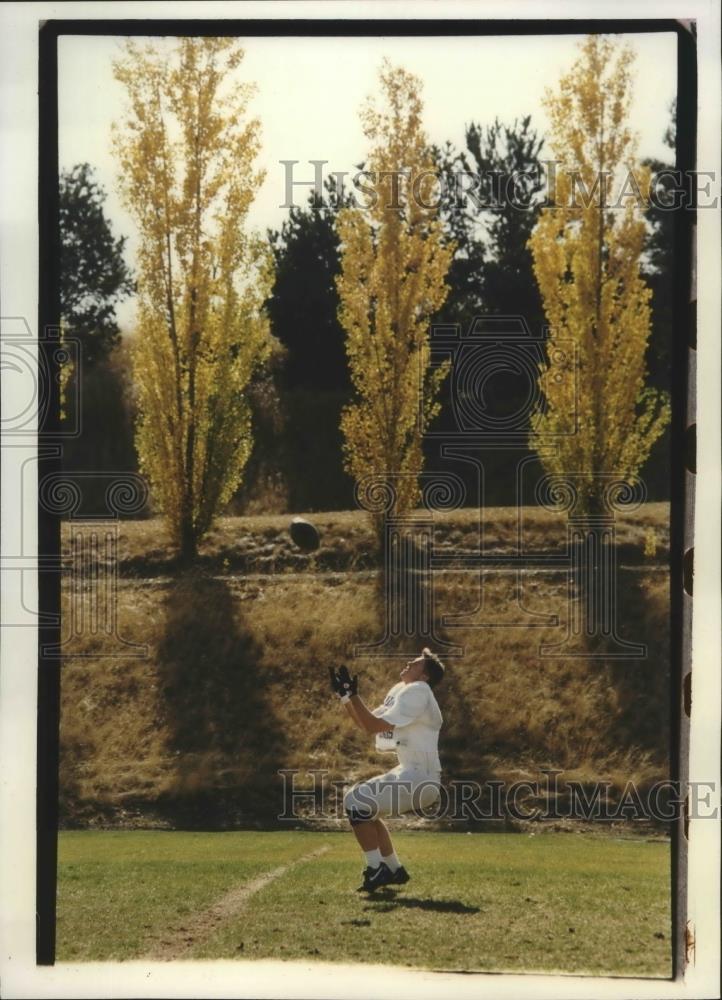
xmin=372 ymin=680 xmax=443 ymax=772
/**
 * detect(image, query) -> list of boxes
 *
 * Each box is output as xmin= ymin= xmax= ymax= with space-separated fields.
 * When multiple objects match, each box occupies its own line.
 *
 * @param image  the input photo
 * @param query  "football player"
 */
xmin=330 ymin=648 xmax=445 ymax=892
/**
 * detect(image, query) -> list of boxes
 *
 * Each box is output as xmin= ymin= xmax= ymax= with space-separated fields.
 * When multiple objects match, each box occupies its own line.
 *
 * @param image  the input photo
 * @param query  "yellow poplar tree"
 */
xmin=528 ymin=35 xmax=670 ymax=512
xmin=112 ymin=38 xmax=272 ymax=559
xmin=336 ymin=58 xmax=454 ymax=534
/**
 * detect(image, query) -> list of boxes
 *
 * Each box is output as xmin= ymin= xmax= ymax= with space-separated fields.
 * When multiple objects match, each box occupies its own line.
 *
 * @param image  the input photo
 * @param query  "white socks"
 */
xmin=363 ymin=848 xmax=402 ymax=871
xmin=381 ymin=851 xmax=401 ymax=873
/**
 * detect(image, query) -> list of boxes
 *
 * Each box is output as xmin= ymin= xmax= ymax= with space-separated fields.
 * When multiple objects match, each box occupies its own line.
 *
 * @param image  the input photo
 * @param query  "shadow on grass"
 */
xmin=612 ymin=569 xmax=670 ymax=755
xmin=586 ymin=567 xmax=671 ymax=763
xmin=364 ymin=890 xmax=480 ymax=915
xmin=431 ymin=602 xmax=499 ymax=820
xmin=155 ymin=569 xmax=287 ymax=828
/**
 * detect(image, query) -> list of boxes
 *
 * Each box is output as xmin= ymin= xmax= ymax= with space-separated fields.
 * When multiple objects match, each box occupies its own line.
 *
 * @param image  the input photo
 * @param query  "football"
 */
xmin=289 ymin=516 xmax=321 ymax=552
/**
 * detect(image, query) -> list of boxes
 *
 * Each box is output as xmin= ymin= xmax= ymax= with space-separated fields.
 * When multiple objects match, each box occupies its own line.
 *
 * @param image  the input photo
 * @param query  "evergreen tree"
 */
xmin=266 ymin=176 xmax=353 ymax=391
xmin=642 ymin=100 xmax=676 ymax=390
xmin=465 ymin=115 xmax=546 ymax=334
xmin=59 ymin=162 xmax=134 ymax=365
xmin=263 ymin=176 xmax=357 ymax=511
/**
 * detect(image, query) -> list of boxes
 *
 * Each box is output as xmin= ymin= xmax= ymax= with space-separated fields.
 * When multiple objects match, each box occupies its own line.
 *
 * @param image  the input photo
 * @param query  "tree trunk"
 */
xmin=179 ymin=516 xmax=198 ymax=563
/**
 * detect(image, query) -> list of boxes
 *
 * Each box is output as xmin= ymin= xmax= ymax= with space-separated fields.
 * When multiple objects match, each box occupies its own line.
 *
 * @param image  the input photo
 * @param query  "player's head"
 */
xmin=400 ymin=648 xmax=445 ymax=687
xmin=421 ymin=647 xmax=445 ymax=688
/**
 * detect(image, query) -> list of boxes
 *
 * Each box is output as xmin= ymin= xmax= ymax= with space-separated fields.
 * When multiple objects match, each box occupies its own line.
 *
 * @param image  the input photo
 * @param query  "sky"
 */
xmin=58 ymin=31 xmax=678 ymax=330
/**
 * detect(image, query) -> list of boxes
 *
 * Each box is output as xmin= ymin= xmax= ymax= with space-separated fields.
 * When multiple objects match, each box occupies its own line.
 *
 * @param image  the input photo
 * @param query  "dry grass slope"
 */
xmin=60 ymin=503 xmax=670 ymax=576
xmin=59 ymin=506 xmax=670 ymax=829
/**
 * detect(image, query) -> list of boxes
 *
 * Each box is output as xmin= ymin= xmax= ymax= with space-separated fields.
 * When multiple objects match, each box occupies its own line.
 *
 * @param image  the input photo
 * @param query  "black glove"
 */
xmin=337 ymin=664 xmax=358 ymax=698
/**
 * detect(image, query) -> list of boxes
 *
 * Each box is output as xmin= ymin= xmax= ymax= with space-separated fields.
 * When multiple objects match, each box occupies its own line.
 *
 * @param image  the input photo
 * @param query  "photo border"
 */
xmin=1 ymin=2 xmax=719 ymax=998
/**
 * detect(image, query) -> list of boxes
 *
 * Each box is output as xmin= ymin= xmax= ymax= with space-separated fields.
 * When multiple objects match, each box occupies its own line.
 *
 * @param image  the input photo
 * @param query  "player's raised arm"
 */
xmin=330 ymin=665 xmax=366 ymax=731
xmin=330 ymin=666 xmax=391 ymax=734
xmin=339 ymin=666 xmax=393 ymax=734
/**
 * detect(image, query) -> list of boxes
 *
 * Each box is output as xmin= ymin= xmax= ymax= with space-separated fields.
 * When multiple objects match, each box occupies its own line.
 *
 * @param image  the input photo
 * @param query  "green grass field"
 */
xmin=56 ymin=829 xmax=671 ymax=976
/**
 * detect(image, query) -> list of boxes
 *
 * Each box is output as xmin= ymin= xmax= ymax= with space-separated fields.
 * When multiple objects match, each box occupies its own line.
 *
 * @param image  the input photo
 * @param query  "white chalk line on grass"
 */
xmin=144 ymin=844 xmax=331 ymax=961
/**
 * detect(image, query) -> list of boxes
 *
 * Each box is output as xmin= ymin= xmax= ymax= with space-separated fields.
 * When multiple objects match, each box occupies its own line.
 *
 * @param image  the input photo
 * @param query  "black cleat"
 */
xmin=389 ymin=865 xmax=410 ymax=885
xmin=356 ymin=862 xmax=393 ymax=893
